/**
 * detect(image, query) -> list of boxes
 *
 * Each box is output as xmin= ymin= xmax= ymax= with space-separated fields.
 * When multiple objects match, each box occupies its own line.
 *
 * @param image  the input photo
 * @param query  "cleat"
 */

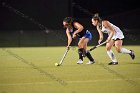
xmin=129 ymin=50 xmax=135 ymax=60
xmin=86 ymin=61 xmax=95 ymax=64
xmin=77 ymin=59 xmax=83 ymax=64
xmin=108 ymin=62 xmax=118 ymax=65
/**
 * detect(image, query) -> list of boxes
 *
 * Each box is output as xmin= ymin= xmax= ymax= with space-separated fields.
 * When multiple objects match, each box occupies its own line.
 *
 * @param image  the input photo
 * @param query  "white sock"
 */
xmin=120 ymin=48 xmax=131 ymax=54
xmin=107 ymin=50 xmax=117 ymax=62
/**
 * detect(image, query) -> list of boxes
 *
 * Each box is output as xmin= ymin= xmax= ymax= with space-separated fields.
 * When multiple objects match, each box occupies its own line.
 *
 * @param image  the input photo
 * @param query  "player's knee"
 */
xmin=78 ymin=43 xmax=83 ymax=48
xmin=116 ymin=48 xmax=121 ymax=53
xmin=106 ymin=47 xmax=111 ymax=51
xmin=78 ymin=44 xmax=82 ymax=48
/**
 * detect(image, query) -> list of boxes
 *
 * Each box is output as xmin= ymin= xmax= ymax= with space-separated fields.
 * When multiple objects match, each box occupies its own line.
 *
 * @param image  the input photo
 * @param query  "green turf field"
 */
xmin=0 ymin=46 xmax=140 ymax=93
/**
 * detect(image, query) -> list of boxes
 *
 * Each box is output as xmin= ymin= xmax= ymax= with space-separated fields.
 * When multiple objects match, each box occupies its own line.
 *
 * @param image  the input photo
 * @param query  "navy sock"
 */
xmin=81 ymin=48 xmax=86 ymax=57
xmin=86 ymin=51 xmax=94 ymax=62
xmin=78 ymin=48 xmax=83 ymax=61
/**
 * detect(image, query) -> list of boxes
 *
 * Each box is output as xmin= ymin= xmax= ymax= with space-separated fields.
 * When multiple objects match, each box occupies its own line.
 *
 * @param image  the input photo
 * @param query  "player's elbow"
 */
xmin=79 ymin=26 xmax=84 ymax=32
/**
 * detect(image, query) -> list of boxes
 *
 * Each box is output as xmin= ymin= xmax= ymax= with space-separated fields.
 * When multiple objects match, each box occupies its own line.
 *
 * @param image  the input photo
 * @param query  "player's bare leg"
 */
xmin=82 ymin=38 xmax=95 ymax=64
xmin=106 ymin=40 xmax=118 ymax=65
xmin=115 ymin=40 xmax=135 ymax=60
xmin=77 ymin=37 xmax=85 ymax=64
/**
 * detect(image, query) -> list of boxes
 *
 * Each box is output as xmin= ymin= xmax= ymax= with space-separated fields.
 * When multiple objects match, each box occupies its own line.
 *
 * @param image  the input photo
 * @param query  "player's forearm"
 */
xmin=74 ymin=27 xmax=84 ymax=35
xmin=99 ymin=32 xmax=103 ymax=40
xmin=67 ymin=38 xmax=72 ymax=46
xmin=107 ymin=31 xmax=114 ymax=41
xmin=97 ymin=26 xmax=103 ymax=40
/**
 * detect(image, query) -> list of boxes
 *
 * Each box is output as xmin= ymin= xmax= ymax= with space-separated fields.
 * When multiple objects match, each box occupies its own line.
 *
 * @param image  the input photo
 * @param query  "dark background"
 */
xmin=0 ymin=0 xmax=140 ymax=47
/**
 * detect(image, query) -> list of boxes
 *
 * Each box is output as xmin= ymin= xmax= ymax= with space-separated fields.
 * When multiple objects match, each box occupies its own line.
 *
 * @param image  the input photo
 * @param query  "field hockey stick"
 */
xmin=55 ymin=38 xmax=74 ymax=66
xmin=89 ymin=41 xmax=107 ymax=51
xmin=58 ymin=48 xmax=69 ymax=66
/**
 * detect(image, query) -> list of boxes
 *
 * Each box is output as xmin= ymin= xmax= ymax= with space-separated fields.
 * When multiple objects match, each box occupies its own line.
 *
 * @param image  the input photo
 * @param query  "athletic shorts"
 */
xmin=111 ymin=29 xmax=124 ymax=41
xmin=82 ymin=30 xmax=92 ymax=40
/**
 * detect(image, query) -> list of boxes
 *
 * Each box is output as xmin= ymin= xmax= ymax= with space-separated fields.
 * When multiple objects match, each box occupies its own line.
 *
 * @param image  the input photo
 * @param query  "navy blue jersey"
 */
xmin=68 ymin=19 xmax=86 ymax=38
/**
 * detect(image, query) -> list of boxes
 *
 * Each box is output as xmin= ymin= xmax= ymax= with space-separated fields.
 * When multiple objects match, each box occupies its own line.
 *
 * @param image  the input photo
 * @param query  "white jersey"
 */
xmin=101 ymin=22 xmax=124 ymax=40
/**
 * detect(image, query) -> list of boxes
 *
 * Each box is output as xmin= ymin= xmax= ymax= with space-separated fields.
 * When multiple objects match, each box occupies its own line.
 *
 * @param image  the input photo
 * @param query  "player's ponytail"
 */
xmin=92 ymin=13 xmax=102 ymax=29
xmin=63 ymin=17 xmax=74 ymax=24
xmin=92 ymin=13 xmax=99 ymax=20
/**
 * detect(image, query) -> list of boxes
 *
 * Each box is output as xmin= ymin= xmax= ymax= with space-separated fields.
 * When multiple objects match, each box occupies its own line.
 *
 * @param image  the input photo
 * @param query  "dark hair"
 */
xmin=63 ymin=17 xmax=74 ymax=24
xmin=92 ymin=13 xmax=102 ymax=29
xmin=92 ymin=13 xmax=101 ymax=21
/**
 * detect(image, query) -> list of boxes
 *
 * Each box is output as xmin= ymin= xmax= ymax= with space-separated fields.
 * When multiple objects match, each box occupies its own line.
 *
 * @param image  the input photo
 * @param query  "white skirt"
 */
xmin=111 ymin=28 xmax=124 ymax=40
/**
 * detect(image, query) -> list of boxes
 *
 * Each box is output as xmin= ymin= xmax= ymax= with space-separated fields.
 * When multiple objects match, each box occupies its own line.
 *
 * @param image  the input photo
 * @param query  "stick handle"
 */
xmin=59 ymin=38 xmax=75 ymax=65
xmin=96 ymin=41 xmax=106 ymax=47
xmin=89 ymin=41 xmax=106 ymax=51
xmin=59 ymin=49 xmax=69 ymax=65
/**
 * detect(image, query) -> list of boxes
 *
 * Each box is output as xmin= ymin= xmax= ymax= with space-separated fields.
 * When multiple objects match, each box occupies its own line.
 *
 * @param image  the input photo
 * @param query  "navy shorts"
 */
xmin=83 ymin=30 xmax=92 ymax=40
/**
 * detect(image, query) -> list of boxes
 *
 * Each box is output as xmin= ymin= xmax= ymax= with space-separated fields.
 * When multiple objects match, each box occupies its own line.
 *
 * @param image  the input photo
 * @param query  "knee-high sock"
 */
xmin=107 ymin=50 xmax=117 ymax=62
xmin=78 ymin=48 xmax=83 ymax=61
xmin=120 ymin=48 xmax=131 ymax=54
xmin=86 ymin=51 xmax=94 ymax=62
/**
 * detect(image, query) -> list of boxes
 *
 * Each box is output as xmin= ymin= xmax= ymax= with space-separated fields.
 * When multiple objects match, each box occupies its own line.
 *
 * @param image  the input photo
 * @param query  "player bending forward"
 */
xmin=63 ymin=17 xmax=95 ymax=64
xmin=91 ymin=13 xmax=135 ymax=65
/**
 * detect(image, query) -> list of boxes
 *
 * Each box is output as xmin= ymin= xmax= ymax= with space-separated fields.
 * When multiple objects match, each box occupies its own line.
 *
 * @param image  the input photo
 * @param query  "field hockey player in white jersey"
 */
xmin=91 ymin=13 xmax=135 ymax=65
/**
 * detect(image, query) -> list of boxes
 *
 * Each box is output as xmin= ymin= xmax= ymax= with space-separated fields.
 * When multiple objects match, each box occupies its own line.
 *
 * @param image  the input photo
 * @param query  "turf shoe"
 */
xmin=77 ymin=59 xmax=83 ymax=64
xmin=86 ymin=61 xmax=95 ymax=64
xmin=108 ymin=62 xmax=118 ymax=65
xmin=129 ymin=50 xmax=135 ymax=60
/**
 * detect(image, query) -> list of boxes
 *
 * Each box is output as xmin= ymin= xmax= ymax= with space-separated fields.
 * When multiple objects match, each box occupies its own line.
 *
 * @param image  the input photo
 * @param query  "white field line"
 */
xmin=0 ymin=78 xmax=140 ymax=86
